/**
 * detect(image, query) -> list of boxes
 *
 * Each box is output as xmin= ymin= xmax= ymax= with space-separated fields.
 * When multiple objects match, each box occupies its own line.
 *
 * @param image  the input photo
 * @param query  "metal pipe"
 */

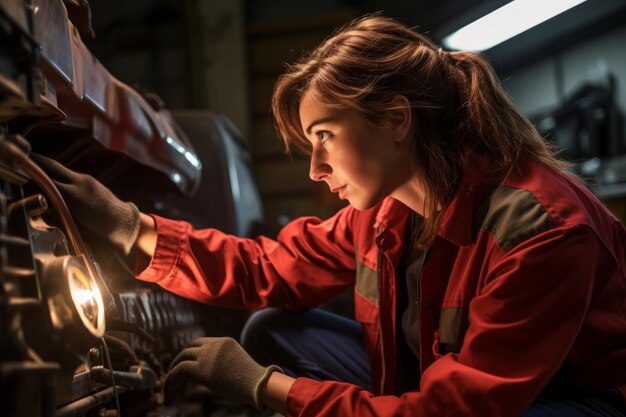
xmin=0 ymin=136 xmax=102 ymax=286
xmin=54 ymin=385 xmax=129 ymax=417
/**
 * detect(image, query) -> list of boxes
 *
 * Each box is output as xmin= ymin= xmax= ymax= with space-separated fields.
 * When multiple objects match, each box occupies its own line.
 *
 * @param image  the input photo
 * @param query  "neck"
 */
xmin=391 ymin=175 xmax=431 ymax=217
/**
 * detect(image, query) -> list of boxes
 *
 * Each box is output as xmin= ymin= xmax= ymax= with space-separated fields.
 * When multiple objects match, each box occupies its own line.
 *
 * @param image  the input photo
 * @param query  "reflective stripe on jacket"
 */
xmin=137 ymin=154 xmax=626 ymax=417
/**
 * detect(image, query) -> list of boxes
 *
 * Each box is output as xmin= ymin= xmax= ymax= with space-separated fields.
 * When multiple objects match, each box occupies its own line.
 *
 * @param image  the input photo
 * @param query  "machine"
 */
xmin=0 ymin=0 xmax=265 ymax=415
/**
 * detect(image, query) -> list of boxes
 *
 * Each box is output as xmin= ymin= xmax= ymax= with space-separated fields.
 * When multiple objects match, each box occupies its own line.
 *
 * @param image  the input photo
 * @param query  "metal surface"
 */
xmin=1 ymin=0 xmax=202 ymax=195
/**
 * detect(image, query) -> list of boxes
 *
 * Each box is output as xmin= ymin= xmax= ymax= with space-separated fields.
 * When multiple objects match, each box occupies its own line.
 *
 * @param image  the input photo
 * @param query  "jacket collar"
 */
xmin=372 ymin=197 xmax=411 ymax=265
xmin=371 ymin=152 xmax=493 ymax=249
xmin=374 ymin=197 xmax=409 ymax=232
xmin=437 ymin=153 xmax=493 ymax=247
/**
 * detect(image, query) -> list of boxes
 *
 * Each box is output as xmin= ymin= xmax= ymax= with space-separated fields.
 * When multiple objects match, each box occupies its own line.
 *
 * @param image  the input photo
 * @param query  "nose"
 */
xmin=309 ymin=147 xmax=331 ymax=182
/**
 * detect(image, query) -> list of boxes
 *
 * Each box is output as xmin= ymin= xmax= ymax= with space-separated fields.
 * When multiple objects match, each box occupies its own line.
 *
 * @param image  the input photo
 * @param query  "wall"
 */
xmin=245 ymin=9 xmax=360 ymax=226
xmin=504 ymin=25 xmax=626 ymax=125
xmin=186 ymin=0 xmax=249 ymax=137
xmin=86 ymin=0 xmax=248 ymax=135
xmin=86 ymin=0 xmax=193 ymax=109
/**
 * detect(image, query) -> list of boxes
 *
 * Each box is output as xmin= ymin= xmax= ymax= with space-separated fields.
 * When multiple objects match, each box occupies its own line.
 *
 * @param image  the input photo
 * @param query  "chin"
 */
xmin=347 ymin=196 xmax=383 ymax=211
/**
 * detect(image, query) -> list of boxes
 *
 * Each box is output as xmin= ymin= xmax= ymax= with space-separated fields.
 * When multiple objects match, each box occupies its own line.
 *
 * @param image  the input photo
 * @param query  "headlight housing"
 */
xmin=44 ymin=255 xmax=106 ymax=349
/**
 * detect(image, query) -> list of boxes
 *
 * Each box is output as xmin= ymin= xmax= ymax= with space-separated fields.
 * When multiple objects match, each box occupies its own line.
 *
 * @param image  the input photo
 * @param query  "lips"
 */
xmin=330 ymin=185 xmax=347 ymax=199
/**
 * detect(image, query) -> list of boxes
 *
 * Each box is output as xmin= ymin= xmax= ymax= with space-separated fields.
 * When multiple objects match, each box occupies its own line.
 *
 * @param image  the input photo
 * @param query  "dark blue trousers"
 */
xmin=240 ymin=308 xmax=626 ymax=417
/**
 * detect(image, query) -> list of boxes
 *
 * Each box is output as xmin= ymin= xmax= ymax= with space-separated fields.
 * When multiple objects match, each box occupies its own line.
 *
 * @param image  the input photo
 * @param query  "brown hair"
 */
xmin=272 ymin=14 xmax=567 ymax=248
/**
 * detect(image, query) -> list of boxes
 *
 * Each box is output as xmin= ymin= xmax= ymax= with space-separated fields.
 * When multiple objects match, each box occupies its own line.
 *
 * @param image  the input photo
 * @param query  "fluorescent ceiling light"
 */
xmin=442 ymin=0 xmax=588 ymax=51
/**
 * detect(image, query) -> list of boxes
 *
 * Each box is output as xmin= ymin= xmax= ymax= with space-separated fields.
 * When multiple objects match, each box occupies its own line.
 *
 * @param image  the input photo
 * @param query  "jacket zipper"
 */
xmin=417 ymin=247 xmax=431 ymax=373
xmin=377 ymin=248 xmax=387 ymax=394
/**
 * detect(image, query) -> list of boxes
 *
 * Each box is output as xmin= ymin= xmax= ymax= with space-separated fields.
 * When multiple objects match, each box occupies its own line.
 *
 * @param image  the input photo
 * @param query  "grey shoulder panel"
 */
xmin=473 ymin=185 xmax=555 ymax=252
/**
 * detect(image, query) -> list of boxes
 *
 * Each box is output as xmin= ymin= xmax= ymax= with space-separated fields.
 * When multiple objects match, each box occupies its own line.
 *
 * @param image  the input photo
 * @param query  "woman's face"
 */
xmin=298 ymin=90 xmax=413 ymax=211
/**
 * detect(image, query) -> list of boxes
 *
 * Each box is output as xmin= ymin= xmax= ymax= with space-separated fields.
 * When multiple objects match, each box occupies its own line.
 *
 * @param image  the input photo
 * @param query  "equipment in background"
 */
xmin=533 ymin=73 xmax=626 ymax=200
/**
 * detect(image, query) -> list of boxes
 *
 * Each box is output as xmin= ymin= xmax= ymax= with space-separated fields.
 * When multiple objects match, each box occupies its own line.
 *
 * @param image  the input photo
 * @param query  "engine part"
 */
xmin=0 ymin=0 xmax=263 ymax=416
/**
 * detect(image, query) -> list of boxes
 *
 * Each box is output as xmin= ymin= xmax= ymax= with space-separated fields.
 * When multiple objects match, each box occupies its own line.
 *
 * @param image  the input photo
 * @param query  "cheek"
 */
xmin=332 ymin=147 xmax=371 ymax=177
xmin=331 ymin=133 xmax=391 ymax=180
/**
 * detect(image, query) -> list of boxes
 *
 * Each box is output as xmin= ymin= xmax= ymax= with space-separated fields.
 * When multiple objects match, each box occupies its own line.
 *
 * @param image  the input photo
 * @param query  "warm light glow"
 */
xmin=442 ymin=0 xmax=588 ymax=51
xmin=72 ymin=289 xmax=96 ymax=305
xmin=69 ymin=266 xmax=102 ymax=328
xmin=44 ymin=255 xmax=106 ymax=339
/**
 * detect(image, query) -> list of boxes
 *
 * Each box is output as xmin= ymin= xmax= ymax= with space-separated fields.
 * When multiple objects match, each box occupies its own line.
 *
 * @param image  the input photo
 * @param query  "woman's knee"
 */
xmin=240 ymin=308 xmax=289 ymax=351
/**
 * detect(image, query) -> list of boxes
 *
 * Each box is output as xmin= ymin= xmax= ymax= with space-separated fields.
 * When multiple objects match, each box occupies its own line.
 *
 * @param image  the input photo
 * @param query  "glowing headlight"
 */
xmin=68 ymin=264 xmax=104 ymax=335
xmin=44 ymin=255 xmax=106 ymax=346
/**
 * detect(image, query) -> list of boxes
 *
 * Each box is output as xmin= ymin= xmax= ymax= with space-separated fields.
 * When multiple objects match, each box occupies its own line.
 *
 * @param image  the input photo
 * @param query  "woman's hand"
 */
xmin=33 ymin=154 xmax=140 ymax=255
xmin=163 ymin=337 xmax=290 ymax=411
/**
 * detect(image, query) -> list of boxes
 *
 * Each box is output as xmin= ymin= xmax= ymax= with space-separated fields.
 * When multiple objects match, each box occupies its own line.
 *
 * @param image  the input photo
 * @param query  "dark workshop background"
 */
xmin=84 ymin=0 xmax=626 ymax=226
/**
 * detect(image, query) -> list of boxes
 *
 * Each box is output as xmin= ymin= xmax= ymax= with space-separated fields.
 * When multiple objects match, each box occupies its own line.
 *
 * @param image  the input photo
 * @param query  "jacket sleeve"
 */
xmin=135 ymin=206 xmax=359 ymax=310
xmin=286 ymin=225 xmax=618 ymax=417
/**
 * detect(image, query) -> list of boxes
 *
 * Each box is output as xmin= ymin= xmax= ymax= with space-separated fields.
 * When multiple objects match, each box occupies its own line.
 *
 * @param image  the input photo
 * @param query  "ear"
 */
xmin=385 ymin=95 xmax=412 ymax=144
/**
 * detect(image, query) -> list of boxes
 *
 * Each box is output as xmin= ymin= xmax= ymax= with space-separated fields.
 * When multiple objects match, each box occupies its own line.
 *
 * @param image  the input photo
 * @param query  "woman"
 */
xmin=39 ymin=14 xmax=626 ymax=417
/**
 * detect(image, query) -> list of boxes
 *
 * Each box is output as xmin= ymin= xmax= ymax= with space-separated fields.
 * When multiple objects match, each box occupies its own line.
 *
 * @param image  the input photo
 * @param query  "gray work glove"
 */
xmin=32 ymin=154 xmax=140 ymax=255
xmin=163 ymin=337 xmax=282 ymax=408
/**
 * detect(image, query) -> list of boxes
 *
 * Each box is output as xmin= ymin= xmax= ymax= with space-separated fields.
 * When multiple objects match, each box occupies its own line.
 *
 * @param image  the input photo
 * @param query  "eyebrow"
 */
xmin=305 ymin=117 xmax=337 ymax=135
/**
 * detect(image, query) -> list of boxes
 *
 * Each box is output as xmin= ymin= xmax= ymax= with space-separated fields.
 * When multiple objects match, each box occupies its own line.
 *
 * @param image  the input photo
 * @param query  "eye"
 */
xmin=316 ymin=130 xmax=332 ymax=146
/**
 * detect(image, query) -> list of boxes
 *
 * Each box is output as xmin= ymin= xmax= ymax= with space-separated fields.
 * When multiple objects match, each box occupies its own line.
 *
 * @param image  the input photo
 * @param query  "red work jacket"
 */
xmin=137 ymin=155 xmax=626 ymax=417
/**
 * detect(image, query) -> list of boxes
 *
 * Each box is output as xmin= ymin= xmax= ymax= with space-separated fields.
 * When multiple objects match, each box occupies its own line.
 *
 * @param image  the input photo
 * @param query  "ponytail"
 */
xmin=444 ymin=51 xmax=569 ymax=177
